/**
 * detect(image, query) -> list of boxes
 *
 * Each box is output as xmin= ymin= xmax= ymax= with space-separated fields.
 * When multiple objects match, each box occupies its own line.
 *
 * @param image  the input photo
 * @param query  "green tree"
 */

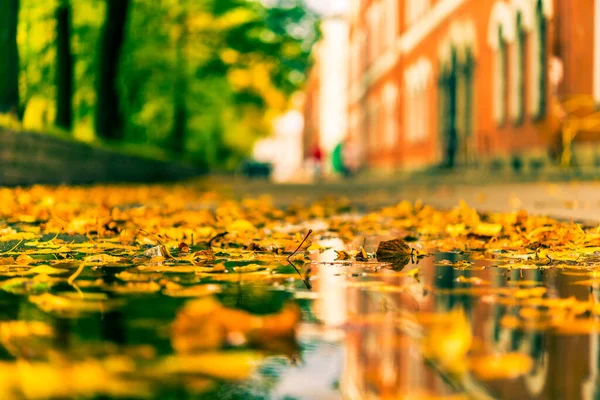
xmin=0 ymin=0 xmax=20 ymax=115
xmin=171 ymin=1 xmax=189 ymax=154
xmin=55 ymin=0 xmax=74 ymax=130
xmin=95 ymin=0 xmax=130 ymax=139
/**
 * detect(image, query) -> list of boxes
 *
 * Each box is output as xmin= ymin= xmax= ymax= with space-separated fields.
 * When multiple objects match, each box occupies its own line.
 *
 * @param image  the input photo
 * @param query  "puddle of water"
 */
xmin=2 ymin=235 xmax=600 ymax=399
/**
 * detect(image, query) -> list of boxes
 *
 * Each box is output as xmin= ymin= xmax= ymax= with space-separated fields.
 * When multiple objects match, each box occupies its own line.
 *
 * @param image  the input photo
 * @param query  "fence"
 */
xmin=0 ymin=130 xmax=202 ymax=186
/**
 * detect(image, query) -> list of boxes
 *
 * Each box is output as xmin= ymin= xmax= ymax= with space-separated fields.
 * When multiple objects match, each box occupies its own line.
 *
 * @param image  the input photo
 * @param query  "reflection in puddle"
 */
xmin=3 ymin=237 xmax=600 ymax=398
xmin=297 ymin=240 xmax=600 ymax=399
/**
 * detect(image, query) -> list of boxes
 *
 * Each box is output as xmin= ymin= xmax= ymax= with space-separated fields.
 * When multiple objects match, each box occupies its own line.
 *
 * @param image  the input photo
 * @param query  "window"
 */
xmin=529 ymin=0 xmax=547 ymax=118
xmin=495 ymin=26 xmax=508 ymax=125
xmin=511 ymin=12 xmax=526 ymax=123
xmin=594 ymin=0 xmax=600 ymax=104
xmin=383 ymin=83 xmax=398 ymax=146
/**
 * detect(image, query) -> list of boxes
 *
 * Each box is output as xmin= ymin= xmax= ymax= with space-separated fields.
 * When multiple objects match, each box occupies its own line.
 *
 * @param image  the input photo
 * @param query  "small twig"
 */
xmin=287 ymin=229 xmax=313 ymax=263
xmin=208 ymin=231 xmax=228 ymax=247
xmin=68 ymin=262 xmax=86 ymax=286
xmin=287 ymin=229 xmax=313 ymax=290
xmin=139 ymin=229 xmax=164 ymax=245
xmin=1 ymin=238 xmax=23 ymax=254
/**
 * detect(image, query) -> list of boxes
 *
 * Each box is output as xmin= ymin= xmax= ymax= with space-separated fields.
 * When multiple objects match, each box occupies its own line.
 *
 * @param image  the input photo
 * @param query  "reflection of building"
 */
xmin=306 ymin=0 xmax=600 ymax=171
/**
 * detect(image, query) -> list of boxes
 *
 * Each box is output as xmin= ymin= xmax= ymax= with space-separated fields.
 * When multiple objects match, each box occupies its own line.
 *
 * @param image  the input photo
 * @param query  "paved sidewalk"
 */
xmin=213 ymin=176 xmax=600 ymax=223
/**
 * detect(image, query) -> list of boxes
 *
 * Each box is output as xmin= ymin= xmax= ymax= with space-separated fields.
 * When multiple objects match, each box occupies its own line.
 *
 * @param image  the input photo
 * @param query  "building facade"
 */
xmin=311 ymin=0 xmax=600 ymax=171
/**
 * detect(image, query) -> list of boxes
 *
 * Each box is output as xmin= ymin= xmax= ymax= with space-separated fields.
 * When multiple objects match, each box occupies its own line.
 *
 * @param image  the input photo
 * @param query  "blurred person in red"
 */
xmin=311 ymin=142 xmax=323 ymax=180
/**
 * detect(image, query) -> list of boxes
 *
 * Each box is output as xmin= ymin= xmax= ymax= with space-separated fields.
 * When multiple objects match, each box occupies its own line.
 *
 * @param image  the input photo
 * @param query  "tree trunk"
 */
xmin=171 ymin=8 xmax=188 ymax=153
xmin=95 ymin=0 xmax=130 ymax=140
xmin=55 ymin=0 xmax=74 ymax=130
xmin=0 ymin=0 xmax=20 ymax=115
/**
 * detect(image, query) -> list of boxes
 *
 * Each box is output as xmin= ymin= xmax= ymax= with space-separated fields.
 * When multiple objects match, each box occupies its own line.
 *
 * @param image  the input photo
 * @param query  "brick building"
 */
xmin=307 ymin=0 xmax=600 ymax=171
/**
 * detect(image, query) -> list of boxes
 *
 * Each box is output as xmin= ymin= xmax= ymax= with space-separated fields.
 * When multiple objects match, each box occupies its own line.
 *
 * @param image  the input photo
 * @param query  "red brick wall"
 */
xmin=344 ymin=0 xmax=598 ymax=171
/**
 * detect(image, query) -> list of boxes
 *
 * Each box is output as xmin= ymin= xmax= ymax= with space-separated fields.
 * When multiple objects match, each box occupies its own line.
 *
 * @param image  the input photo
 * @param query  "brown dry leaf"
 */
xmin=376 ymin=238 xmax=412 ymax=269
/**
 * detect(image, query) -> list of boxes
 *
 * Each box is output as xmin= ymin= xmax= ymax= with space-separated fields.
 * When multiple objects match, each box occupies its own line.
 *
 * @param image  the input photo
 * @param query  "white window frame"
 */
xmin=383 ymin=82 xmax=398 ymax=146
xmin=594 ymin=0 xmax=600 ymax=104
xmin=383 ymin=0 xmax=398 ymax=49
xmin=404 ymin=58 xmax=432 ymax=143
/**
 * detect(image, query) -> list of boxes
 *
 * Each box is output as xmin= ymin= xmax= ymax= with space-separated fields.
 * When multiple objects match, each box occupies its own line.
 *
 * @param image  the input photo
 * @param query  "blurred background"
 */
xmin=1 ymin=0 xmax=600 ymax=184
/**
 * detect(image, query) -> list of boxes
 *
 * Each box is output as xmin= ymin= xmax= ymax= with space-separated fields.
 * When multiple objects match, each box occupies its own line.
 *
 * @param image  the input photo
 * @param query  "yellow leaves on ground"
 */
xmin=226 ymin=219 xmax=257 ymax=232
xmin=4 ymin=185 xmax=600 ymax=397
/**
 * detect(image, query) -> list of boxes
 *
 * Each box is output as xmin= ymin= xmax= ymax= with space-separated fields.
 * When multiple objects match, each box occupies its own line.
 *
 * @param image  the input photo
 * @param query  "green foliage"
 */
xmin=11 ymin=0 xmax=319 ymax=169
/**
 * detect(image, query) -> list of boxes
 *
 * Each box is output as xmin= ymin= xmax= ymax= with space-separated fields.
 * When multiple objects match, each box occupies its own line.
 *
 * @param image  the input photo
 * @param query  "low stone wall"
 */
xmin=0 ymin=130 xmax=202 ymax=186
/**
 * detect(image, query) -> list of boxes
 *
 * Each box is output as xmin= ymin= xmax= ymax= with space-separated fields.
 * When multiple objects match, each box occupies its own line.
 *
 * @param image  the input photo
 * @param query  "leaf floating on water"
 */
xmin=375 ymin=238 xmax=412 ymax=269
xmin=0 ymin=257 xmax=15 ymax=265
xmin=470 ymin=353 xmax=533 ymax=380
xmin=163 ymin=284 xmax=221 ymax=298
xmin=29 ymin=293 xmax=116 ymax=316
xmin=16 ymin=254 xmax=35 ymax=265
xmin=355 ymin=247 xmax=369 ymax=261
xmin=84 ymin=254 xmax=122 ymax=264
xmin=26 ymin=265 xmax=69 ymax=276
xmin=155 ymin=351 xmax=264 ymax=380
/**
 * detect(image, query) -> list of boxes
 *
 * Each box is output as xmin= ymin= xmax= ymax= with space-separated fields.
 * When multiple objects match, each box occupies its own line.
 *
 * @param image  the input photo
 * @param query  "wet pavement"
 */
xmin=0 ymin=182 xmax=599 ymax=399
